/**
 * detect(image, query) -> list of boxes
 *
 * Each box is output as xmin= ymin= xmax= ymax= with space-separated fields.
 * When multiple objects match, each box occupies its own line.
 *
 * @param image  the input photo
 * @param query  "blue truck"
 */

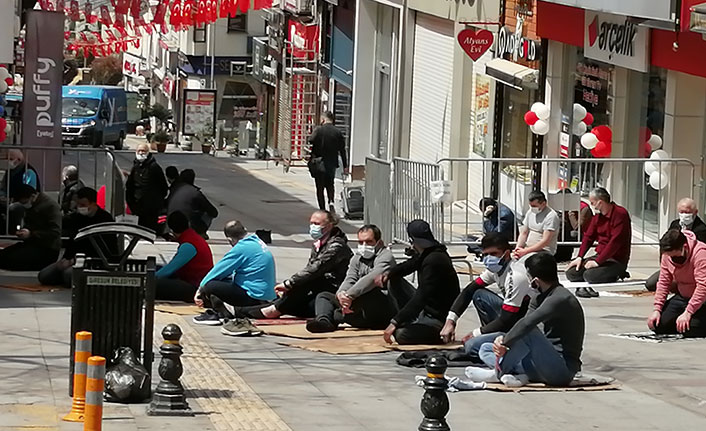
xmin=62 ymin=86 xmax=127 ymax=149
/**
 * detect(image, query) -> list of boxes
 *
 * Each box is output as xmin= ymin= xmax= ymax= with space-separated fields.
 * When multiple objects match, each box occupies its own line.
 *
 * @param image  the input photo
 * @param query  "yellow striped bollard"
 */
xmin=63 ymin=331 xmax=92 ymax=422
xmin=84 ymin=356 xmax=106 ymax=431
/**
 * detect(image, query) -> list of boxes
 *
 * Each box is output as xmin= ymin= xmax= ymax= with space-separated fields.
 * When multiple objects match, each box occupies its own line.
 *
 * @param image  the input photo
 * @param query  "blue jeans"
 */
xmin=463 ymin=288 xmax=503 ymax=358
xmin=478 ymin=328 xmax=575 ymax=386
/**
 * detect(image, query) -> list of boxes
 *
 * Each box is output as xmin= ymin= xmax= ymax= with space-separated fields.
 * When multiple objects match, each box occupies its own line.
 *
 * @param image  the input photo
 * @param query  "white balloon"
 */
xmin=644 ymin=161 xmax=659 ymax=175
xmin=580 ymin=132 xmax=599 ymax=150
xmin=0 ymin=67 xmax=9 ymax=79
xmin=4 ymin=124 xmax=9 ymax=134
xmin=533 ymin=119 xmax=550 ymax=135
xmin=573 ymin=121 xmax=587 ymax=136
xmin=650 ymin=149 xmax=669 ymax=160
xmin=649 ymin=171 xmax=669 ymax=190
xmin=531 ymin=102 xmax=550 ymax=120
xmin=529 ymin=124 xmax=537 ymax=134
xmin=647 ymin=134 xmax=663 ymax=151
xmin=573 ymin=103 xmax=587 ymax=123
xmin=0 ymin=81 xmax=7 ymax=93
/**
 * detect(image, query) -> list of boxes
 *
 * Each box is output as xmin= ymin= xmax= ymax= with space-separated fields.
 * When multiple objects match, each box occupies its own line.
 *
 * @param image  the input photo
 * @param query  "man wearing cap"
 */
xmin=375 ymin=220 xmax=460 ymax=345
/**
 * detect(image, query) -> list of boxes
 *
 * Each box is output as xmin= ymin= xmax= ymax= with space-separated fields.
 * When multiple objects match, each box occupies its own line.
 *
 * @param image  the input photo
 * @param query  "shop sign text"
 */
xmin=495 ymin=26 xmax=540 ymax=62
xmin=584 ymin=11 xmax=649 ymax=72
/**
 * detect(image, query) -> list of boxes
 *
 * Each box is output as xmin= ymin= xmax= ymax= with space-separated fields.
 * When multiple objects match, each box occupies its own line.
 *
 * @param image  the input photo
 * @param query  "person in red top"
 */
xmin=566 ymin=187 xmax=632 ymax=298
xmin=156 ymin=211 xmax=214 ymax=301
xmin=647 ymin=229 xmax=706 ymax=337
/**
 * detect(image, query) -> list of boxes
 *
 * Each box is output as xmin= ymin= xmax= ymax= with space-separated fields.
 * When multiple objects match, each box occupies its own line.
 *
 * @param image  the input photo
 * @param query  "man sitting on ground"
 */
xmin=646 ymin=198 xmax=706 ymax=292
xmin=376 ymin=220 xmax=460 ymax=345
xmin=38 ymin=187 xmax=115 ymax=287
xmin=566 ymin=187 xmax=631 ymax=298
xmin=156 ymin=211 xmax=213 ymax=302
xmin=513 ymin=190 xmax=560 ymax=260
xmin=0 ymin=185 xmax=61 ymax=271
xmin=647 ymin=229 xmax=706 ymax=337
xmin=466 ymin=253 xmax=585 ymax=387
xmin=192 ymin=220 xmax=276 ymax=325
xmin=307 ymin=224 xmax=397 ymax=333
xmin=440 ymin=232 xmax=531 ymax=360
xmin=234 ymin=211 xmax=352 ymax=320
xmin=481 ymin=197 xmax=516 ymax=241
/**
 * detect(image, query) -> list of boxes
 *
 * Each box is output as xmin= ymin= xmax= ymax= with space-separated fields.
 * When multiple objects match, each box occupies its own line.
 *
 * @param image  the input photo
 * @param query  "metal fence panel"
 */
xmin=392 ymin=158 xmax=442 ymax=243
xmin=364 ymin=157 xmax=393 ymax=244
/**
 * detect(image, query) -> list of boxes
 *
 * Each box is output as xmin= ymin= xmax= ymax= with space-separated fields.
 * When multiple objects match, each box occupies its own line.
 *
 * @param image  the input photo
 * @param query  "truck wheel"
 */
xmin=114 ymin=134 xmax=125 ymax=150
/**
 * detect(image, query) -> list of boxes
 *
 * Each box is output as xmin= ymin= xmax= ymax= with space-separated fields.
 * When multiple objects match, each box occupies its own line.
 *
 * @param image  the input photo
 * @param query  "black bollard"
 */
xmin=418 ymin=356 xmax=450 ymax=431
xmin=147 ymin=324 xmax=194 ymax=416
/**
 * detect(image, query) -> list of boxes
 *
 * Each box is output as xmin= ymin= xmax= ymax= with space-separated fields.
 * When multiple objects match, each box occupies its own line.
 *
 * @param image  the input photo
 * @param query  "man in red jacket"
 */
xmin=566 ymin=187 xmax=632 ymax=298
xmin=647 ymin=229 xmax=706 ymax=337
xmin=156 ymin=211 xmax=214 ymax=301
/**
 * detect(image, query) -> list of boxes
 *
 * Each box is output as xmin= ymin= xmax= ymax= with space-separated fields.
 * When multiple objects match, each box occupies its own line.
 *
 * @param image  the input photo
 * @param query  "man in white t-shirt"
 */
xmin=513 ymin=190 xmax=561 ymax=260
xmin=440 ymin=232 xmax=532 ymax=361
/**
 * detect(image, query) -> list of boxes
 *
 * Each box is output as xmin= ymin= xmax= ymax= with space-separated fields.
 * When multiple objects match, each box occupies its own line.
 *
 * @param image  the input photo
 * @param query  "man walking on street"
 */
xmin=126 ymin=143 xmax=168 ymax=232
xmin=308 ymin=111 xmax=348 ymax=212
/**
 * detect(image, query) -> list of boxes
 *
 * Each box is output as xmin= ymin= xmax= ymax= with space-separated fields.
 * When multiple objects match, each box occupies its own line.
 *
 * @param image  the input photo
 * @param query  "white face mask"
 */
xmin=77 ymin=207 xmax=91 ymax=216
xmin=679 ymin=212 xmax=695 ymax=227
xmin=357 ymin=244 xmax=376 ymax=259
xmin=591 ymin=205 xmax=600 ymax=216
xmin=8 ymin=159 xmax=20 ymax=169
xmin=135 ymin=153 xmax=148 ymax=162
xmin=22 ymin=200 xmax=33 ymax=209
xmin=530 ymin=206 xmax=541 ymax=214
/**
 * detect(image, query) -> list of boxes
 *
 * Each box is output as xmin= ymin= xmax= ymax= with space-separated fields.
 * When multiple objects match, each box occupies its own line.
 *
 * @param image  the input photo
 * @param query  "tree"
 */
xmin=90 ymin=56 xmax=123 ymax=85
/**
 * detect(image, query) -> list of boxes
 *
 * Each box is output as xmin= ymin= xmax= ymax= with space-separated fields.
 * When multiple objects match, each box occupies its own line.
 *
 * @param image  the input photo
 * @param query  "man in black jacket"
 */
xmin=377 ymin=220 xmax=460 ymax=345
xmin=236 ymin=210 xmax=353 ymax=319
xmin=166 ymin=169 xmax=218 ymax=239
xmin=646 ymin=197 xmax=706 ymax=291
xmin=1 ymin=149 xmax=41 ymax=234
xmin=308 ymin=111 xmax=349 ymax=212
xmin=0 ymin=185 xmax=61 ymax=271
xmin=38 ymin=187 xmax=116 ymax=287
xmin=126 ymin=143 xmax=168 ymax=232
xmin=59 ymin=165 xmax=84 ymax=215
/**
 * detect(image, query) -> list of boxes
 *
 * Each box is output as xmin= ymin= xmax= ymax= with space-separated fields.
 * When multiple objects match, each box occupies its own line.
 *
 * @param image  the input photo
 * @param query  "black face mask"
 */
xmin=671 ymin=255 xmax=687 ymax=265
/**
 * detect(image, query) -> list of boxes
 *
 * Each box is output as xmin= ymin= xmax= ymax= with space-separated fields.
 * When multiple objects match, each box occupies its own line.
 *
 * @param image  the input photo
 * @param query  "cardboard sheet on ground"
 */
xmin=599 ymin=332 xmax=706 ymax=343
xmin=562 ymin=280 xmax=646 ymax=290
xmin=277 ymin=336 xmax=461 ymax=355
xmin=262 ymin=323 xmax=384 ymax=339
xmin=484 ymin=375 xmax=619 ymax=392
xmin=252 ymin=317 xmax=306 ymax=326
xmin=155 ymin=302 xmax=202 ymax=315
xmin=0 ymin=283 xmax=58 ymax=292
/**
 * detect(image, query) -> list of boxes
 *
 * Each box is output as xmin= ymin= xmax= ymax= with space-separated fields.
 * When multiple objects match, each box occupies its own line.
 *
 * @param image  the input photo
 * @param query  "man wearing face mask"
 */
xmin=192 ymin=220 xmax=275 ymax=325
xmin=0 ymin=184 xmax=61 ymax=271
xmin=645 ymin=198 xmax=706 ymax=292
xmin=440 ymin=232 xmax=532 ymax=361
xmin=513 ymin=190 xmax=561 ymax=260
xmin=306 ymin=225 xmax=398 ymax=333
xmin=647 ymin=229 xmax=706 ymax=337
xmin=38 ymin=187 xmax=115 ymax=287
xmin=233 ymin=210 xmax=353 ymax=320
xmin=1 ymin=149 xmax=41 ymax=234
xmin=125 ymin=143 xmax=168 ymax=232
xmin=566 ymin=187 xmax=632 ymax=298
xmin=59 ymin=165 xmax=84 ymax=215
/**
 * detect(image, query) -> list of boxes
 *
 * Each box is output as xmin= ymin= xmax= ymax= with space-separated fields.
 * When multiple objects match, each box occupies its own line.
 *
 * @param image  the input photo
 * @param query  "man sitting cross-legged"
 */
xmin=440 ymin=232 xmax=532 ymax=361
xmin=466 ymin=253 xmax=586 ymax=387
xmin=306 ymin=224 xmax=398 ymax=333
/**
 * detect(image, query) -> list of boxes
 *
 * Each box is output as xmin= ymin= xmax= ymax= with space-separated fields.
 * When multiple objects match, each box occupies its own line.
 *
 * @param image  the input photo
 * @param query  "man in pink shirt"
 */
xmin=647 ymin=229 xmax=706 ymax=337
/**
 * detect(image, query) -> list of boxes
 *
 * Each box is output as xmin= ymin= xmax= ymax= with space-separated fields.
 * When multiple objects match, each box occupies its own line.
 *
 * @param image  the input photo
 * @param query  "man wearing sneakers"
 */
xmin=192 ymin=220 xmax=276 ymax=326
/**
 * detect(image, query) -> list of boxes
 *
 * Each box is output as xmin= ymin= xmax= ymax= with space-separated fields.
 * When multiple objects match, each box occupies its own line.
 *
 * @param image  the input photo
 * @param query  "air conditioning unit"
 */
xmin=284 ymin=0 xmax=313 ymax=15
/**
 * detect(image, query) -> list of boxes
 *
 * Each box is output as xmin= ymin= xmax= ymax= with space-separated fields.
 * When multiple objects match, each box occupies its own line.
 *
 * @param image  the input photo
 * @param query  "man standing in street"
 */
xmin=126 ymin=143 xmax=168 ymax=232
xmin=307 ymin=111 xmax=348 ymax=212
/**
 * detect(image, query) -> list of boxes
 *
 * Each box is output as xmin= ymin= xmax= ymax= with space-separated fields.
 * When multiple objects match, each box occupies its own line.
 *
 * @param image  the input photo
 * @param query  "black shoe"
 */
xmin=193 ymin=309 xmax=225 ymax=325
xmin=233 ymin=305 xmax=266 ymax=319
xmin=306 ymin=318 xmax=337 ymax=333
xmin=575 ymin=287 xmax=599 ymax=298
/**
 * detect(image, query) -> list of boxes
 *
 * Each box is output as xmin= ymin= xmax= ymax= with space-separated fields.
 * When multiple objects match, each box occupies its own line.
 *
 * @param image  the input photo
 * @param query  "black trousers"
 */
xmin=384 ymin=278 xmax=444 ymax=345
xmin=38 ymin=262 xmax=72 ymax=288
xmin=200 ymin=280 xmax=266 ymax=308
xmin=156 ymin=277 xmax=198 ymax=302
xmin=314 ymin=289 xmax=397 ymax=330
xmin=314 ymin=173 xmax=335 ymax=211
xmin=135 ymin=207 xmax=161 ymax=233
xmin=645 ymin=270 xmax=661 ymax=292
xmin=275 ymin=278 xmax=338 ymax=318
xmin=0 ymin=242 xmax=59 ymax=271
xmin=565 ymin=255 xmax=627 ymax=284
xmin=655 ymin=293 xmax=706 ymax=337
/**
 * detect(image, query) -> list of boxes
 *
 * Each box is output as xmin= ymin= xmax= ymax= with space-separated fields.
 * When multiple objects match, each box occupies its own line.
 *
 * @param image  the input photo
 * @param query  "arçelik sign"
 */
xmin=584 ymin=11 xmax=649 ymax=73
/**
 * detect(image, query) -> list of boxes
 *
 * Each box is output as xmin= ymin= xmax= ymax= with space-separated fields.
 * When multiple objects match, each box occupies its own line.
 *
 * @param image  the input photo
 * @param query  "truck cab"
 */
xmin=62 ymin=86 xmax=127 ymax=149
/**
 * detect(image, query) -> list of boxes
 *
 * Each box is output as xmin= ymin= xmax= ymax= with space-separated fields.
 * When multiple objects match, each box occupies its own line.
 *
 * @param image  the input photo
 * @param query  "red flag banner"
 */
xmin=238 ymin=0 xmax=249 ymax=13
xmin=69 ymin=0 xmax=81 ymax=20
xmin=99 ymin=6 xmax=113 ymax=25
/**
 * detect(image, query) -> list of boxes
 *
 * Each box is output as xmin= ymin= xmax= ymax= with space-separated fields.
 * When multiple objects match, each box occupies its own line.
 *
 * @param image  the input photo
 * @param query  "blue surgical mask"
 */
xmin=483 ymin=254 xmax=506 ymax=273
xmin=309 ymin=224 xmax=324 ymax=240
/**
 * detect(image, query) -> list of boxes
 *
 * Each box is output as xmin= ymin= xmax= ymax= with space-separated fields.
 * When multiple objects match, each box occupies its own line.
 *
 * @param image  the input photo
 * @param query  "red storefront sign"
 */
xmin=287 ymin=20 xmax=319 ymax=60
xmin=457 ymin=28 xmax=493 ymax=61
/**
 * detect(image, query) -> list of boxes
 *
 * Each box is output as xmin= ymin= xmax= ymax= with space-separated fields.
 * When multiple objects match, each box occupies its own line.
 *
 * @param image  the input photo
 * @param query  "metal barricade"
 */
xmin=364 ymin=157 xmax=394 ymax=244
xmin=0 ymin=145 xmax=125 ymax=237
xmin=392 ymin=158 xmax=442 ymax=243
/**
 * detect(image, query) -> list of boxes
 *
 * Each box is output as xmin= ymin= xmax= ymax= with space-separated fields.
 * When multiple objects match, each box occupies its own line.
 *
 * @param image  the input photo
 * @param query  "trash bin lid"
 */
xmin=75 ymin=222 xmax=156 ymax=244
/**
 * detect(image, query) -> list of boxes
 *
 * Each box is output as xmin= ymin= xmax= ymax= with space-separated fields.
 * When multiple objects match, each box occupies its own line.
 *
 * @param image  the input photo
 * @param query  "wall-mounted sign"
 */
xmin=288 ymin=20 xmax=319 ymax=60
xmin=495 ymin=26 xmax=541 ymax=62
xmin=584 ymin=11 xmax=650 ymax=72
xmin=122 ymin=53 xmax=141 ymax=79
xmin=182 ymin=89 xmax=216 ymax=137
xmin=162 ymin=72 xmax=175 ymax=98
xmin=543 ymin=0 xmax=673 ymax=22
xmin=457 ymin=28 xmax=494 ymax=61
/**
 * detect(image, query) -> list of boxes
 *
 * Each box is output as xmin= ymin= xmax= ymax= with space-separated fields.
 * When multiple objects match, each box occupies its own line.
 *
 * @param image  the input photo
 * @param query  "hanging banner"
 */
xmin=22 ymin=11 xmax=64 ymax=191
xmin=182 ymin=89 xmax=216 ymax=137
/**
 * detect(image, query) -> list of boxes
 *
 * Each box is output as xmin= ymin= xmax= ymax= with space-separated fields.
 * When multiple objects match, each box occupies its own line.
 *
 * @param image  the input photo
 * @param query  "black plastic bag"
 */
xmin=104 ymin=347 xmax=151 ymax=403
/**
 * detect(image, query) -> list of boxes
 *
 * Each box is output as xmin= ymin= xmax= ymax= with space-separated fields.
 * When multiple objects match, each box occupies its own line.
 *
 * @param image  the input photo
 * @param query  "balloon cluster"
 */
xmin=523 ymin=102 xmax=550 ymax=135
xmin=580 ymin=125 xmax=612 ymax=158
xmin=572 ymin=104 xmax=594 ymax=136
xmin=0 ymin=66 xmax=10 ymax=143
xmin=645 ymin=149 xmax=670 ymax=190
xmin=639 ymin=126 xmax=663 ymax=158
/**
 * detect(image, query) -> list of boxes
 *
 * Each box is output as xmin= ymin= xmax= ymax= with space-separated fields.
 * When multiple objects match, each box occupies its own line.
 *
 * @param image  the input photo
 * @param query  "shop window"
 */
xmin=228 ymin=15 xmax=248 ymax=33
xmin=193 ymin=24 xmax=206 ymax=43
xmin=500 ymin=86 xmax=536 ymax=182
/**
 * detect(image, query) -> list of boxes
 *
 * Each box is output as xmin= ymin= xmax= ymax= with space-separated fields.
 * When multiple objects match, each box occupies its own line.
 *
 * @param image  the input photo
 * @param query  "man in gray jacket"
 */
xmin=307 ymin=225 xmax=397 ymax=332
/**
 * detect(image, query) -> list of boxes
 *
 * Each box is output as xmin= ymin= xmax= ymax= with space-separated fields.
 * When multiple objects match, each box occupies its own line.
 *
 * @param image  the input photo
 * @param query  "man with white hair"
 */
xmin=646 ymin=197 xmax=706 ymax=292
xmin=59 ymin=165 xmax=84 ymax=215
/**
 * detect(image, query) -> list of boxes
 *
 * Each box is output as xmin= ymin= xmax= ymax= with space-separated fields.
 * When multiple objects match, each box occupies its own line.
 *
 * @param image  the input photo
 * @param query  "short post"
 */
xmin=418 ymin=356 xmax=450 ymax=431
xmin=84 ymin=356 xmax=106 ymax=431
xmin=147 ymin=324 xmax=194 ymax=416
xmin=64 ymin=331 xmax=92 ymax=422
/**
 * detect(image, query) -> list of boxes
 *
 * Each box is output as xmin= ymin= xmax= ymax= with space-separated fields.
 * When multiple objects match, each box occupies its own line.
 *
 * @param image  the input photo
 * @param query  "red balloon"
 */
xmin=524 ymin=111 xmax=539 ymax=126
xmin=592 ymin=125 xmax=612 ymax=143
xmin=0 ymin=118 xmax=6 ymax=129
xmin=639 ymin=126 xmax=652 ymax=143
xmin=591 ymin=141 xmax=612 ymax=158
xmin=582 ymin=112 xmax=594 ymax=126
xmin=641 ymin=142 xmax=652 ymax=158
xmin=0 ymin=132 xmax=6 ymax=143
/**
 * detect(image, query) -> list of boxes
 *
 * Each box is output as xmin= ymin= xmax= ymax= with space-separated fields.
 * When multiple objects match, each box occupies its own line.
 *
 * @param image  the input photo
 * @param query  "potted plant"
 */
xmin=152 ymin=129 xmax=170 ymax=153
xmin=145 ymin=103 xmax=173 ymax=153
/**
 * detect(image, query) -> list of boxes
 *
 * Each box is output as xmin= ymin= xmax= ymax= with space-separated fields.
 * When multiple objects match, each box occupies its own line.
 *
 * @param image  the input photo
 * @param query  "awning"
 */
xmin=690 ymin=3 xmax=706 ymax=34
xmin=484 ymin=58 xmax=539 ymax=90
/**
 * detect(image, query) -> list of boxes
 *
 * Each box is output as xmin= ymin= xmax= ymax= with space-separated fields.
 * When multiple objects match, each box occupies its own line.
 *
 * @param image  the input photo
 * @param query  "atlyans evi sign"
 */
xmin=584 ymin=11 xmax=649 ymax=72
